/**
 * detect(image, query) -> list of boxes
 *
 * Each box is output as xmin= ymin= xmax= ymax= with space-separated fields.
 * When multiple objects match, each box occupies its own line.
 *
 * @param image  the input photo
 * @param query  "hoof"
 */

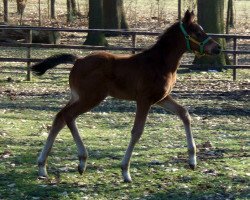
xmin=78 ymin=165 xmax=83 ymax=175
xmin=78 ymin=163 xmax=86 ymax=175
xmin=38 ymin=166 xmax=48 ymax=177
xmin=78 ymin=159 xmax=87 ymax=175
xmin=122 ymin=171 xmax=132 ymax=183
xmin=37 ymin=175 xmax=48 ymax=180
xmin=124 ymin=177 xmax=132 ymax=183
xmin=189 ymin=164 xmax=196 ymax=170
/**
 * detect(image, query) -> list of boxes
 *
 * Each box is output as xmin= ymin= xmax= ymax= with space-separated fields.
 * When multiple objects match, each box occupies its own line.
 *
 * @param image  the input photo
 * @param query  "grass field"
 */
xmin=0 ymin=68 xmax=249 ymax=200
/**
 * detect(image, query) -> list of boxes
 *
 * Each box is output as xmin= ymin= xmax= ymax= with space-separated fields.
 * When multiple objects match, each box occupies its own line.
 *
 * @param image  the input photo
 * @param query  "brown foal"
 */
xmin=31 ymin=10 xmax=221 ymax=182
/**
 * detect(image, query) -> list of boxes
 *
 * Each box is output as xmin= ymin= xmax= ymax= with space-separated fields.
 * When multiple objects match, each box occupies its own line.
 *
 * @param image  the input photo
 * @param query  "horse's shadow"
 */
xmin=1 ymin=88 xmax=249 ymax=117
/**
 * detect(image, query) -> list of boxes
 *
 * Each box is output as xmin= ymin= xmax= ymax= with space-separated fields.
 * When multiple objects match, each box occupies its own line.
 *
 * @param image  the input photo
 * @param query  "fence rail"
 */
xmin=0 ymin=25 xmax=249 ymax=81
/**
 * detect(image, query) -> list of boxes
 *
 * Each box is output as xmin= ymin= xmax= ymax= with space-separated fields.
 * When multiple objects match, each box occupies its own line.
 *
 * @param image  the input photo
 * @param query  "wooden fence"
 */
xmin=0 ymin=26 xmax=249 ymax=81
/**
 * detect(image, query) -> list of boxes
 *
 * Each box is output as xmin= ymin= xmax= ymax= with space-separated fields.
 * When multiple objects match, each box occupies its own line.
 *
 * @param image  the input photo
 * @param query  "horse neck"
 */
xmin=143 ymin=26 xmax=186 ymax=73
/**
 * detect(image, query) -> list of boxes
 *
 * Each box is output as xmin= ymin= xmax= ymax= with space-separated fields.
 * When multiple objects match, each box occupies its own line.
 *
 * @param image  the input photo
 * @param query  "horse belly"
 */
xmin=107 ymin=82 xmax=136 ymax=101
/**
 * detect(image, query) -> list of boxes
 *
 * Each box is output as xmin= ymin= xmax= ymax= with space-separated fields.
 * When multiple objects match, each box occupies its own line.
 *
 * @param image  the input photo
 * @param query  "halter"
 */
xmin=180 ymin=22 xmax=211 ymax=55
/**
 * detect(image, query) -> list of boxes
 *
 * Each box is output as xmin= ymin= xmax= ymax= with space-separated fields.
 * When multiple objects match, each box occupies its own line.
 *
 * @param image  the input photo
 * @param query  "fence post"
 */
xmin=233 ymin=37 xmax=238 ymax=81
xmin=26 ymin=29 xmax=32 ymax=81
xmin=132 ymin=33 xmax=137 ymax=54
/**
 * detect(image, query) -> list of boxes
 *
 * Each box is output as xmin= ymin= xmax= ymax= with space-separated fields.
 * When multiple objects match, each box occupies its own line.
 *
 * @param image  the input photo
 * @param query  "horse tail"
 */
xmin=31 ymin=53 xmax=78 ymax=76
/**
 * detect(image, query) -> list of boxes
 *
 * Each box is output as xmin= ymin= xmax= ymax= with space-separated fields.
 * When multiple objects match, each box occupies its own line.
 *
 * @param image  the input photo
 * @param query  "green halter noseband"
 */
xmin=180 ymin=22 xmax=211 ymax=55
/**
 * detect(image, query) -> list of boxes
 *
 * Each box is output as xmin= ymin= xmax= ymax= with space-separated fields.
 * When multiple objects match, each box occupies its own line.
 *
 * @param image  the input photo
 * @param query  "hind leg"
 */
xmin=38 ymin=96 xmax=78 ymax=177
xmin=158 ymin=96 xmax=197 ymax=169
xmin=63 ymin=90 xmax=107 ymax=174
xmin=38 ymin=111 xmax=66 ymax=177
xmin=63 ymin=102 xmax=89 ymax=175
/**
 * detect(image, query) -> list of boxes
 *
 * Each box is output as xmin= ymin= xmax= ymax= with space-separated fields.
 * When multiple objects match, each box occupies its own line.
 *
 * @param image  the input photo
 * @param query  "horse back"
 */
xmin=70 ymin=51 xmax=174 ymax=103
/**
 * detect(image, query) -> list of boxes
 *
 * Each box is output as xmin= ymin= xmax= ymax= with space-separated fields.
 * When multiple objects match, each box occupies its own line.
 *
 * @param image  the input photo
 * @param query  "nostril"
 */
xmin=211 ymin=45 xmax=222 ymax=55
xmin=216 ymin=45 xmax=222 ymax=54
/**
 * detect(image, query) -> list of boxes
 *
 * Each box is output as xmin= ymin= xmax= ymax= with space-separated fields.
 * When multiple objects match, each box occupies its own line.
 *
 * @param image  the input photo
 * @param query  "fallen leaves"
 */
xmin=197 ymin=141 xmax=226 ymax=160
xmin=0 ymin=131 xmax=7 ymax=137
xmin=197 ymin=140 xmax=213 ymax=149
xmin=7 ymin=183 xmax=16 ymax=188
xmin=202 ymin=169 xmax=218 ymax=176
xmin=0 ymin=150 xmax=12 ymax=159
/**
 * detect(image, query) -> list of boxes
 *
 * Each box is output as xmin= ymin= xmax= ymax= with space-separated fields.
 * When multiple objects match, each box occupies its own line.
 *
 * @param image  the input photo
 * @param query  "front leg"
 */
xmin=121 ymin=101 xmax=151 ymax=182
xmin=158 ymin=95 xmax=197 ymax=169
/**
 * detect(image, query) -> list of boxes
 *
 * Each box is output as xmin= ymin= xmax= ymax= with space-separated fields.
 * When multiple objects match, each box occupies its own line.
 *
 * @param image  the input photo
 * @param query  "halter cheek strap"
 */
xmin=180 ymin=22 xmax=212 ymax=55
xmin=199 ymin=37 xmax=211 ymax=54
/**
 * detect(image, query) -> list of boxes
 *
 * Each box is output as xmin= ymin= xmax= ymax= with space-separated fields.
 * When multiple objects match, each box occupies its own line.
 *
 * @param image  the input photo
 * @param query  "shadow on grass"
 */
xmin=173 ymin=89 xmax=249 ymax=102
xmin=1 ymin=158 xmax=249 ymax=200
xmin=0 ymin=83 xmax=249 ymax=199
xmin=0 ymin=133 xmax=249 ymax=200
xmin=143 ymin=185 xmax=249 ymax=200
xmin=0 ymin=88 xmax=249 ymax=117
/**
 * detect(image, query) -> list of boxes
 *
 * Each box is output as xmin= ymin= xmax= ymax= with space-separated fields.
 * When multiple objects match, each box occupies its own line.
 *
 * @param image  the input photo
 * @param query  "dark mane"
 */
xmin=141 ymin=22 xmax=181 ymax=65
xmin=155 ymin=22 xmax=180 ymax=47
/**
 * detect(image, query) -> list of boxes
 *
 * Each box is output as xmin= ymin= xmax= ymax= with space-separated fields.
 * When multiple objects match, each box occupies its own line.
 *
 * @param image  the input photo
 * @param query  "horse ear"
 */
xmin=182 ymin=10 xmax=195 ymax=25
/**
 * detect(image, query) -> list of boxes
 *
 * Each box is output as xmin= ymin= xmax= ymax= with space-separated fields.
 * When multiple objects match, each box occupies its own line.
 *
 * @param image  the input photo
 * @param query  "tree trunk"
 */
xmin=17 ymin=0 xmax=27 ymax=25
xmin=178 ymin=0 xmax=182 ymax=20
xmin=67 ymin=0 xmax=73 ymax=22
xmin=66 ymin=0 xmax=77 ymax=21
xmin=71 ymin=0 xmax=77 ymax=16
xmin=228 ymin=0 xmax=234 ymax=27
xmin=51 ymin=0 xmax=56 ymax=19
xmin=120 ymin=1 xmax=128 ymax=29
xmin=226 ymin=0 xmax=234 ymax=33
xmin=103 ymin=0 xmax=128 ymax=36
xmin=193 ymin=0 xmax=228 ymax=71
xmin=17 ymin=0 xmax=24 ymax=14
xmin=38 ymin=0 xmax=41 ymax=26
xmin=3 ymin=0 xmax=8 ymax=23
xmin=84 ymin=0 xmax=108 ymax=46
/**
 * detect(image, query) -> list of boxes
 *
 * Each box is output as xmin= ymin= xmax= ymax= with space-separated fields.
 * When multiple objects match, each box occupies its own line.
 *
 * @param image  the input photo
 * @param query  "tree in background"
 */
xmin=51 ymin=0 xmax=79 ymax=20
xmin=50 ymin=0 xmax=56 ymax=19
xmin=17 ymin=0 xmax=27 ymax=15
xmin=16 ymin=0 xmax=27 ymax=25
xmin=226 ymin=0 xmax=234 ymax=34
xmin=84 ymin=0 xmax=108 ymax=46
xmin=66 ymin=0 xmax=72 ymax=22
xmin=84 ymin=0 xmax=129 ymax=44
xmin=3 ymin=0 xmax=8 ymax=23
xmin=193 ymin=0 xmax=229 ymax=70
xmin=103 ymin=0 xmax=128 ymax=32
xmin=178 ymin=0 xmax=197 ymax=20
xmin=71 ymin=0 xmax=77 ymax=16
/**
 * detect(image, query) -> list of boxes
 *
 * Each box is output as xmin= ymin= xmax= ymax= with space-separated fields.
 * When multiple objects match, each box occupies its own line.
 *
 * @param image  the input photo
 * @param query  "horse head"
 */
xmin=180 ymin=10 xmax=222 ymax=55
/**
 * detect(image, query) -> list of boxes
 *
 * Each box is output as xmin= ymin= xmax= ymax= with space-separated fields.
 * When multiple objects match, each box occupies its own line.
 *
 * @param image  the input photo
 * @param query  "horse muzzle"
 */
xmin=211 ymin=44 xmax=222 ymax=55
